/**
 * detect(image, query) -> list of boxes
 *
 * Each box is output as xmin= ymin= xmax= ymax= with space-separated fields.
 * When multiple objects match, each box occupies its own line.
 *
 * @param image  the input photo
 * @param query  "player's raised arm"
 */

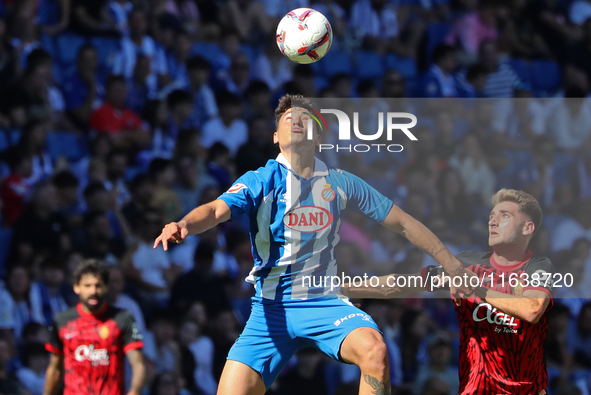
xmin=380 ymin=204 xmax=478 ymax=297
xmin=43 ymin=353 xmax=64 ymax=395
xmin=153 ymin=199 xmax=231 ymax=251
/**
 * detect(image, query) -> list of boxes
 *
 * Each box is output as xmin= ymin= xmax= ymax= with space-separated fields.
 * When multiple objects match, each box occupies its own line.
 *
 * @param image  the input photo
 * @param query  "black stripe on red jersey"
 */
xmin=45 ymin=303 xmax=143 ymax=395
xmin=454 ymin=250 xmax=554 ymax=395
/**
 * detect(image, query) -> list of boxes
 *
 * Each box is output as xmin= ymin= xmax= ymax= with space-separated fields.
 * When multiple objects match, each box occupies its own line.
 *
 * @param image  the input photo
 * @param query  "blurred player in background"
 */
xmin=154 ymin=94 xmax=477 ymax=395
xmin=346 ymin=189 xmax=554 ymax=395
xmin=43 ymin=259 xmax=146 ymax=395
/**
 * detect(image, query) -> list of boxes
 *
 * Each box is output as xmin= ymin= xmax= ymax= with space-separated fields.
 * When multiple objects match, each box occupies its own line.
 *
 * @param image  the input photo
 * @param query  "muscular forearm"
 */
xmin=478 ymin=288 xmax=548 ymax=324
xmin=129 ymin=361 xmax=146 ymax=394
xmin=343 ymin=273 xmax=425 ymax=299
xmin=181 ymin=201 xmax=230 ymax=236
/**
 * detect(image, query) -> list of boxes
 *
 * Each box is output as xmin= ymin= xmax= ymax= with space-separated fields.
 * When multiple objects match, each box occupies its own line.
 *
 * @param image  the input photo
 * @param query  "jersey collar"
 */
xmin=489 ymin=250 xmax=533 ymax=272
xmin=275 ymin=153 xmax=329 ymax=177
xmin=77 ymin=302 xmax=109 ymax=317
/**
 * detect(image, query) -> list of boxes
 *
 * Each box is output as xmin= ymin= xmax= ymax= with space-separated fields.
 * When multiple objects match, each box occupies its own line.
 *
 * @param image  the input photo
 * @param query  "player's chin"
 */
xmin=84 ymin=297 xmax=104 ymax=310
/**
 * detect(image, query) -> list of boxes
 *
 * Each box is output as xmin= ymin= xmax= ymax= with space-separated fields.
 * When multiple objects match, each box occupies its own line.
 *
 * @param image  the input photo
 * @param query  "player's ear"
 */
xmin=315 ymin=133 xmax=322 ymax=146
xmin=522 ymin=220 xmax=535 ymax=237
xmin=73 ymin=283 xmax=80 ymax=295
xmin=273 ymin=131 xmax=278 ymax=144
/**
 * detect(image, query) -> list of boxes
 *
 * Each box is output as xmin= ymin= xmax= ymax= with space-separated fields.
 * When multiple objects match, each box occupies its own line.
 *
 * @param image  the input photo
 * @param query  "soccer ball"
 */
xmin=276 ymin=8 xmax=333 ymax=64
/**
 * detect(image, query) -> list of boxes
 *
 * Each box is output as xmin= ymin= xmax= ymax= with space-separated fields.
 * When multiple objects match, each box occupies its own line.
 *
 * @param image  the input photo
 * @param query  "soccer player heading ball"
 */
xmin=154 ymin=94 xmax=477 ymax=395
xmin=44 ymin=259 xmax=146 ymax=395
xmin=346 ymin=189 xmax=555 ymax=394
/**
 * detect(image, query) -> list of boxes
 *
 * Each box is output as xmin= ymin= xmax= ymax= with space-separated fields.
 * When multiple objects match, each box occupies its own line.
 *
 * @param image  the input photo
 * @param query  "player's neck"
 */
xmin=79 ymin=302 xmax=107 ymax=315
xmin=491 ymin=245 xmax=529 ymax=266
xmin=282 ymin=149 xmax=315 ymax=179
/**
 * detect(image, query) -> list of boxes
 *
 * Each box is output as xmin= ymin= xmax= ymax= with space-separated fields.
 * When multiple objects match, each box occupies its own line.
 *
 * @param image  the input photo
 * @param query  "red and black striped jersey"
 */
xmin=454 ymin=250 xmax=554 ymax=395
xmin=45 ymin=303 xmax=143 ymax=395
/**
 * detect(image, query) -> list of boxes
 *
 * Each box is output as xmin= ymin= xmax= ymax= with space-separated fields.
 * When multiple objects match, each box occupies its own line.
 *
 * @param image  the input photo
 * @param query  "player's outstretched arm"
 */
xmin=475 ymin=288 xmax=551 ymax=324
xmin=126 ymin=349 xmax=146 ymax=395
xmin=153 ymin=199 xmax=231 ymax=251
xmin=43 ymin=353 xmax=64 ymax=395
xmin=380 ymin=204 xmax=478 ymax=297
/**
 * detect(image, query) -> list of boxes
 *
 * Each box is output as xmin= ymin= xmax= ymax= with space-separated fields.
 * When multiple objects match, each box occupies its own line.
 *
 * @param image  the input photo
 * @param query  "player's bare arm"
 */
xmin=153 ymin=199 xmax=231 ymax=251
xmin=380 ymin=204 xmax=478 ymax=296
xmin=342 ymin=273 xmax=427 ymax=299
xmin=126 ymin=349 xmax=146 ymax=395
xmin=43 ymin=353 xmax=64 ymax=395
xmin=476 ymin=288 xmax=551 ymax=324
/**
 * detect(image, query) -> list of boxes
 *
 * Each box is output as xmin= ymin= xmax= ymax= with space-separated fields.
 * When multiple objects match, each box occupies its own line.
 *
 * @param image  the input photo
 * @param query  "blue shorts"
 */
xmin=227 ymin=297 xmax=381 ymax=389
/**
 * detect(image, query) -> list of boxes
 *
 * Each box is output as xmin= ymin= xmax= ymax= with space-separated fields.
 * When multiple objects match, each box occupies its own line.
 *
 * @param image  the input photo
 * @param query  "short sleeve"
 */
xmin=524 ymin=256 xmax=555 ymax=297
xmin=45 ymin=319 xmax=63 ymax=355
xmin=217 ymin=172 xmax=263 ymax=219
xmin=117 ymin=311 xmax=144 ymax=354
xmin=340 ymin=170 xmax=393 ymax=222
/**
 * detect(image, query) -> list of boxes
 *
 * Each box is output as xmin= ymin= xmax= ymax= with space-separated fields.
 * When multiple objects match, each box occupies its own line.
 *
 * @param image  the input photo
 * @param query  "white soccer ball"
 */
xmin=276 ymin=8 xmax=333 ymax=64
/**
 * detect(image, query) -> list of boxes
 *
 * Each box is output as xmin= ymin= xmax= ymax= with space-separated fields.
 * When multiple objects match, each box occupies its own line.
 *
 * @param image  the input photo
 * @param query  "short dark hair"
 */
xmin=293 ymin=64 xmax=314 ymax=78
xmin=245 ymin=80 xmax=270 ymax=97
xmin=432 ymin=43 xmax=456 ymax=64
xmin=26 ymin=49 xmax=52 ymax=73
xmin=84 ymin=181 xmax=107 ymax=200
xmin=166 ymin=89 xmax=192 ymax=109
xmin=274 ymin=94 xmax=318 ymax=129
xmin=129 ymin=173 xmax=152 ymax=193
xmin=148 ymin=158 xmax=172 ymax=179
xmin=106 ymin=74 xmax=126 ymax=90
xmin=186 ymin=56 xmax=210 ymax=71
xmin=216 ymin=90 xmax=242 ymax=108
xmin=52 ymin=170 xmax=80 ymax=189
xmin=72 ymin=259 xmax=109 ymax=285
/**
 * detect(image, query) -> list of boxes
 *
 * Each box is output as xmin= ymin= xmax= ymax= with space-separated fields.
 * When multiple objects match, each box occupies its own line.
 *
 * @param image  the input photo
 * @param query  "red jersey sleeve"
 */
xmin=115 ymin=310 xmax=143 ymax=354
xmin=45 ymin=319 xmax=63 ymax=355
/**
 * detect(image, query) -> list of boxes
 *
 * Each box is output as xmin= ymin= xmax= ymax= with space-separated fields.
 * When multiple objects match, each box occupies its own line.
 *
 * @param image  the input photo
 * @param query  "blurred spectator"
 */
xmin=211 ymin=309 xmax=240 ymax=381
xmin=6 ymin=266 xmax=44 ymax=340
xmin=200 ymin=90 xmax=247 ymax=156
xmin=107 ymin=266 xmax=147 ymax=333
xmin=0 ymin=148 xmax=33 ymax=227
xmin=165 ymin=89 xmax=193 ymax=145
xmin=10 ymin=180 xmax=68 ymax=265
xmin=172 ymin=153 xmax=217 ymax=217
xmin=434 ymin=168 xmax=476 ymax=238
xmin=165 ymin=0 xmax=200 ymax=35
xmin=15 ymin=342 xmax=47 ymax=395
xmin=412 ymin=333 xmax=459 ymax=395
xmin=529 ymin=0 xmax=581 ymax=60
xmin=567 ymin=19 xmax=591 ymax=91
xmin=546 ymin=91 xmax=591 ymax=151
xmin=455 ymin=64 xmax=487 ymax=98
xmin=0 ymin=16 xmax=18 ymax=96
xmin=123 ymin=173 xmax=155 ymax=233
xmin=219 ymin=0 xmax=273 ymax=41
xmin=89 ymin=75 xmax=151 ymax=150
xmin=170 ymin=242 xmax=231 ymax=317
xmin=399 ymin=309 xmax=431 ymax=383
xmin=137 ymin=100 xmax=174 ymax=166
xmin=568 ymin=136 xmax=591 ymax=202
xmin=178 ymin=318 xmax=217 ymax=395
xmin=149 ymin=158 xmax=182 ymax=224
xmin=108 ymin=0 xmax=132 ymax=36
xmin=223 ymin=53 xmax=251 ymax=97
xmin=277 ymin=348 xmax=328 ymax=395
xmin=206 ymin=143 xmax=233 ymax=191
xmin=553 ymin=240 xmax=590 ymax=313
xmin=51 ymin=170 xmax=81 ymax=226
xmin=570 ymin=2 xmax=591 ymax=25
xmin=145 ymin=311 xmax=180 ymax=375
xmin=62 ymin=45 xmax=104 ymax=129
xmin=0 ymin=50 xmax=54 ymax=128
xmin=281 ymin=64 xmax=316 ymax=98
xmin=78 ymin=210 xmax=126 ymax=265
xmin=381 ymin=70 xmax=406 ymax=98
xmin=127 ymin=208 xmax=176 ymax=303
xmin=29 ymin=260 xmax=68 ymax=326
xmin=114 ymin=8 xmax=169 ymax=88
xmin=420 ymin=376 xmax=450 ymax=395
xmin=70 ymin=0 xmax=119 ymax=35
xmin=252 ymin=41 xmax=293 ymax=92
xmin=545 ymin=303 xmax=572 ymax=371
xmin=422 ymin=44 xmax=458 ymax=98
xmin=235 ymin=116 xmax=279 ymax=172
xmin=166 ymin=30 xmax=192 ymax=86
xmin=21 ymin=322 xmax=50 ymax=345
xmin=243 ymin=80 xmax=273 ymax=121
xmin=445 ymin=0 xmax=498 ymax=63
xmin=10 ymin=14 xmax=41 ymax=70
xmin=104 ymin=149 xmax=131 ymax=206
xmin=477 ymin=40 xmax=520 ymax=98
xmin=0 ymin=338 xmax=25 ymax=394
xmin=149 ymin=371 xmax=188 ymax=395
xmin=82 ymin=181 xmax=130 ymax=239
xmin=448 ymin=134 xmax=496 ymax=206
xmin=126 ymin=54 xmax=157 ymax=115
xmin=176 ymin=56 xmax=218 ymax=130
xmin=16 ymin=120 xmax=52 ymax=186
xmin=567 ymin=302 xmax=591 ymax=369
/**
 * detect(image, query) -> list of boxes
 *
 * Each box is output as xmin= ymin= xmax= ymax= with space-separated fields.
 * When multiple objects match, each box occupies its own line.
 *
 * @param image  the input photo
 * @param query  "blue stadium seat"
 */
xmin=46 ymin=131 xmax=87 ymax=161
xmin=317 ymin=50 xmax=352 ymax=77
xmin=384 ymin=54 xmax=417 ymax=79
xmin=426 ymin=23 xmax=452 ymax=63
xmin=190 ymin=42 xmax=225 ymax=64
xmin=56 ymin=34 xmax=86 ymax=65
xmin=354 ymin=51 xmax=384 ymax=79
xmin=90 ymin=36 xmax=121 ymax=74
xmin=530 ymin=60 xmax=561 ymax=94
xmin=508 ymin=58 xmax=530 ymax=83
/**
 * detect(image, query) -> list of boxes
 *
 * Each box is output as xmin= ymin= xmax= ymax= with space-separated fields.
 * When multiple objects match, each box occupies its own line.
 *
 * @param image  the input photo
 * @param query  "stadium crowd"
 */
xmin=0 ymin=0 xmax=590 ymax=394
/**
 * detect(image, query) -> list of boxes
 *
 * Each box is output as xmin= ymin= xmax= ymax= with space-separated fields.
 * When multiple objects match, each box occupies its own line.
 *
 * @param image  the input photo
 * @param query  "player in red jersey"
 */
xmin=43 ymin=259 xmax=146 ymax=395
xmin=345 ymin=189 xmax=554 ymax=395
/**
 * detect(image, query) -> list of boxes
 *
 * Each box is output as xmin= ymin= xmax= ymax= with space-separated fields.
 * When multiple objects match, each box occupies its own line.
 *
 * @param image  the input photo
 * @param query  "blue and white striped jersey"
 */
xmin=218 ymin=154 xmax=394 ymax=302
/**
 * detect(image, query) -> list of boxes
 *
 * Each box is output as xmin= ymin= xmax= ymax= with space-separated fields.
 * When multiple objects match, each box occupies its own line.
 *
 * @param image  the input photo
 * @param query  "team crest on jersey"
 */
xmin=98 ymin=325 xmax=109 ymax=339
xmin=321 ymin=184 xmax=336 ymax=202
xmin=227 ymin=183 xmax=247 ymax=194
xmin=283 ymin=206 xmax=333 ymax=232
xmin=513 ymin=280 xmax=524 ymax=296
